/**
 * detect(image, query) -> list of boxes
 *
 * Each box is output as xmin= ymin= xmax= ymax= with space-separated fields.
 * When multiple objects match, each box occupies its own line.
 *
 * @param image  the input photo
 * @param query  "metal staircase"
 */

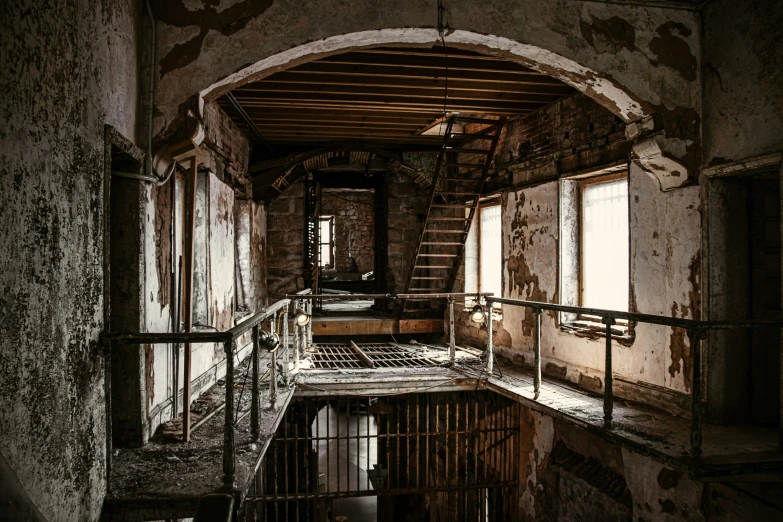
xmin=402 ymin=115 xmax=505 ymax=316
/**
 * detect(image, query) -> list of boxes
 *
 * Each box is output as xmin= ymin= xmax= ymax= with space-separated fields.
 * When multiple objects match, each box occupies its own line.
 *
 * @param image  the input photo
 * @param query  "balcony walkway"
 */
xmin=103 ymin=343 xmax=782 ymax=521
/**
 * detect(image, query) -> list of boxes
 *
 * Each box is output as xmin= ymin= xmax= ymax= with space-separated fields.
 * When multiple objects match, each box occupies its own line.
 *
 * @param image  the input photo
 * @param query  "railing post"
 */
xmin=533 ymin=308 xmax=542 ymax=399
xmin=251 ymin=325 xmax=260 ymax=440
xmin=305 ymin=300 xmax=313 ymax=352
xmin=602 ymin=317 xmax=616 ymax=429
xmin=486 ymin=304 xmax=494 ymax=374
xmin=293 ymin=299 xmax=301 ymax=367
xmin=448 ymin=297 xmax=456 ymax=365
xmin=282 ymin=307 xmax=290 ymax=387
xmin=688 ymin=328 xmax=706 ymax=457
xmin=269 ymin=318 xmax=278 ymax=409
xmin=223 ymin=340 xmax=236 ymax=490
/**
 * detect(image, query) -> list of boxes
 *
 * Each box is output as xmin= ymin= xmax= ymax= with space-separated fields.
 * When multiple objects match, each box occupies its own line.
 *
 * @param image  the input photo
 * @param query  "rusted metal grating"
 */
xmin=311 ymin=343 xmax=439 ymax=369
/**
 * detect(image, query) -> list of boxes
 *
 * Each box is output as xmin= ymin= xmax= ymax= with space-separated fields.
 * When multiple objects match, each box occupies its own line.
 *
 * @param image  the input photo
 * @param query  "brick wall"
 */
xmin=487 ymin=93 xmax=630 ymax=189
xmin=267 ymin=180 xmax=304 ymax=300
xmin=321 ymin=189 xmax=375 ymax=273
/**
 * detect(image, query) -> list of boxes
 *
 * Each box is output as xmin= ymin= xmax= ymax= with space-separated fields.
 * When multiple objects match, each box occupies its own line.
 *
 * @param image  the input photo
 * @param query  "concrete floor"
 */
xmin=314 ymin=405 xmax=379 ymax=521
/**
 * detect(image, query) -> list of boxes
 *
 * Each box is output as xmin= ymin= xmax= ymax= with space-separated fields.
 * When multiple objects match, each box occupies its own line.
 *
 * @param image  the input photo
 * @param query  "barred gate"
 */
xmin=243 ymin=391 xmax=520 ymax=522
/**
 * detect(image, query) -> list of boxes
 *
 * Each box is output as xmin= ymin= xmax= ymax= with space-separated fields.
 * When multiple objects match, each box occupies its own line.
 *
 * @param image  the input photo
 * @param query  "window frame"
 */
xmin=318 ymin=215 xmax=335 ymax=269
xmin=577 ymin=171 xmax=630 ymax=325
xmin=465 ymin=199 xmax=503 ymax=311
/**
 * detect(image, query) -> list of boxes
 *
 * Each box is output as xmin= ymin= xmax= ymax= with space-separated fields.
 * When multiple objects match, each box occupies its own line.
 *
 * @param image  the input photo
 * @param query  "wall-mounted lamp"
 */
xmin=258 ymin=330 xmax=280 ymax=351
xmin=294 ymin=308 xmax=311 ymax=326
xmin=470 ymin=304 xmax=486 ymax=324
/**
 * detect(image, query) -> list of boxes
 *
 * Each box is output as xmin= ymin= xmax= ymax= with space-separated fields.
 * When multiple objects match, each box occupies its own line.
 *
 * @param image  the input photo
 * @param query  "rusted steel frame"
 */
xmin=603 ymin=317 xmax=616 ymax=429
xmin=225 ymin=299 xmax=291 ymax=339
xmin=251 ymin=325 xmax=260 ymax=440
xmin=688 ymin=328 xmax=707 ymax=457
xmin=533 ymin=308 xmax=542 ymax=399
xmin=448 ymin=297 xmax=456 ymax=365
xmin=348 ymin=341 xmax=376 ymax=368
xmin=223 ymin=340 xmax=236 ymax=489
xmin=287 ymin=292 xmax=493 ymax=300
xmin=486 ymin=296 xmax=783 ymax=330
xmin=182 ymin=160 xmax=198 ymax=442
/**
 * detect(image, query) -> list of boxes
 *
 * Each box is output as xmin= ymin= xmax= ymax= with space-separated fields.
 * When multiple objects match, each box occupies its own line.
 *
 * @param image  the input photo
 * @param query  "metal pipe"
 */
xmin=269 ymin=320 xmax=278 ymax=409
xmin=448 ymin=297 xmax=456 ymax=365
xmin=487 ymin=296 xmax=783 ymax=330
xmin=603 ymin=317 xmax=615 ymax=429
xmin=144 ymin=0 xmax=155 ymax=177
xmin=111 ymin=161 xmax=175 ymax=186
xmin=533 ymin=308 xmax=542 ymax=399
xmin=182 ymin=160 xmax=198 ymax=441
xmin=251 ymin=325 xmax=260 ymax=440
xmin=486 ymin=305 xmax=494 ymax=374
xmin=223 ymin=340 xmax=236 ymax=489
xmin=689 ymin=328 xmax=706 ymax=456
xmin=282 ymin=307 xmax=290 ymax=387
xmin=287 ymin=292 xmax=494 ymax=300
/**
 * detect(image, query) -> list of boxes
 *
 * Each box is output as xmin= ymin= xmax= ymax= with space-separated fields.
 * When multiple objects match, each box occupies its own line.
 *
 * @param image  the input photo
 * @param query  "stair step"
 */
xmin=422 ymin=242 xmax=462 ymax=246
xmin=429 ymin=217 xmax=470 ymax=221
xmin=455 ymin=116 xmax=504 ymax=125
xmin=414 ymin=265 xmax=453 ymax=269
xmin=447 ymin=133 xmax=497 ymax=140
xmin=409 ymin=287 xmax=447 ymax=291
xmin=446 ymin=148 xmax=491 ymax=154
xmin=444 ymin=163 xmax=487 ymax=168
xmin=425 ymin=229 xmax=465 ymax=234
xmin=431 ymin=203 xmax=474 ymax=208
xmin=411 ymin=276 xmax=448 ymax=280
xmin=436 ymin=191 xmax=476 ymax=196
xmin=417 ymin=254 xmax=459 ymax=257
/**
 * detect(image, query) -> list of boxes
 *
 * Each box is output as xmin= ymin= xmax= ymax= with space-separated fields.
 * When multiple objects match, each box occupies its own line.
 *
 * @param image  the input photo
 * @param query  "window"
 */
xmin=580 ymin=175 xmax=629 ymax=312
xmin=465 ymin=202 xmax=502 ymax=306
xmin=560 ymin=171 xmax=629 ymax=332
xmin=318 ymin=216 xmax=335 ymax=269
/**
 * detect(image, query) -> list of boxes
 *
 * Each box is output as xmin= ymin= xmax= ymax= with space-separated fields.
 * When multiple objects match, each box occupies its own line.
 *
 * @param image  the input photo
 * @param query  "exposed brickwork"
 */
xmin=486 ymin=93 xmax=630 ymax=190
xmin=202 ymin=100 xmax=251 ymax=192
xmin=321 ymin=189 xmax=375 ymax=273
xmin=266 ymin=181 xmax=304 ymax=300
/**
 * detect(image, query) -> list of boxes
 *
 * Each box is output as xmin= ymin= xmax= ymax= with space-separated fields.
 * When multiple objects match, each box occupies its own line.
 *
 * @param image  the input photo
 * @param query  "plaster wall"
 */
xmin=149 ymin=0 xmax=702 ymax=156
xmin=0 ymin=0 xmax=142 ymax=519
xmin=462 ymin=164 xmax=701 ymax=401
xmin=702 ymin=0 xmax=783 ymax=166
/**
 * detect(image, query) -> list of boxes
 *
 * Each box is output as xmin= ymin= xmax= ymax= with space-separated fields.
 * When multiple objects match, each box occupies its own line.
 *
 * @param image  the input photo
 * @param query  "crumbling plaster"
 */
xmin=702 ymin=0 xmax=783 ymax=166
xmin=491 ymin=163 xmax=701 ymax=399
xmin=148 ymin=0 xmax=701 ymax=179
xmin=0 ymin=0 xmax=142 ymax=520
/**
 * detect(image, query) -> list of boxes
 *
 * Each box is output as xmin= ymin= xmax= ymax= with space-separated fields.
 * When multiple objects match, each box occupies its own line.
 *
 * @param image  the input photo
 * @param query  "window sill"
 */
xmin=560 ymin=320 xmax=633 ymax=343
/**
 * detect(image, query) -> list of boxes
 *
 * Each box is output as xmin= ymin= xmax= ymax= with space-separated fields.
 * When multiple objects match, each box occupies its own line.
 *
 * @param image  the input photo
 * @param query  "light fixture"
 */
xmin=258 ymin=330 xmax=280 ymax=351
xmin=470 ymin=304 xmax=486 ymax=324
xmin=294 ymin=308 xmax=311 ymax=326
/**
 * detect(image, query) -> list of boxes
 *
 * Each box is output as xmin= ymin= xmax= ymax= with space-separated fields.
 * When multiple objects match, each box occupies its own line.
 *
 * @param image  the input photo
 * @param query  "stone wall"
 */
xmin=267 ymin=180 xmax=305 ymax=300
xmin=321 ymin=189 xmax=375 ymax=273
xmin=0 ymin=0 xmax=142 ymax=519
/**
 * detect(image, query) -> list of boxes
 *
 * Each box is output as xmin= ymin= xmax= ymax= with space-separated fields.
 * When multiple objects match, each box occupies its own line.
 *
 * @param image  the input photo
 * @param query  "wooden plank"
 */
xmin=399 ymin=319 xmax=444 ymax=334
xmin=311 ymin=317 xmax=444 ymax=335
xmin=349 ymin=341 xmax=376 ymax=368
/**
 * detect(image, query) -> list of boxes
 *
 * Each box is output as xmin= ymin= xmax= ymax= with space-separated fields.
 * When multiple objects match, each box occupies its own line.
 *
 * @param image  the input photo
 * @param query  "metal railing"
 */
xmin=286 ymin=292 xmax=494 ymax=365
xmin=103 ymin=291 xmax=310 ymax=490
xmin=485 ymin=296 xmax=783 ymax=456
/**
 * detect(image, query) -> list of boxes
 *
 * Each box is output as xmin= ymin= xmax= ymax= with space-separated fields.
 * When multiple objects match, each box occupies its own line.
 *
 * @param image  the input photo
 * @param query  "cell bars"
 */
xmin=242 ymin=390 xmax=520 ymax=522
xmin=310 ymin=343 xmax=440 ymax=369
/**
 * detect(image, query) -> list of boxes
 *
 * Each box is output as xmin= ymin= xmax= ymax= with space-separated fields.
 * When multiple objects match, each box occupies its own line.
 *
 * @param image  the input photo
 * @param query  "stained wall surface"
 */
xmin=0 ymin=0 xmax=141 ymax=520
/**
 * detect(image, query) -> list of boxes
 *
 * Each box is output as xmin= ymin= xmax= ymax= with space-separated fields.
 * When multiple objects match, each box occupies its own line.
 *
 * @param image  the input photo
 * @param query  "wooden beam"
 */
xmin=349 ymin=341 xmax=376 ymax=368
xmin=319 ymin=51 xmax=546 ymax=73
xmin=279 ymin=62 xmax=563 ymax=85
xmin=234 ymin=84 xmax=563 ymax=104
xmin=233 ymin=96 xmax=541 ymax=113
xmin=237 ymin=74 xmax=573 ymax=96
xmin=181 ymin=160 xmax=197 ymax=442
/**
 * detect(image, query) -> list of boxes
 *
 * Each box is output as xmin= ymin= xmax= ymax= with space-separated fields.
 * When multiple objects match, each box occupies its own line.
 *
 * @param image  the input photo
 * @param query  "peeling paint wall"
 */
xmin=462 ymin=162 xmax=701 ymax=403
xmin=516 ymin=406 xmax=780 ymax=520
xmin=0 ymin=0 xmax=142 ymax=519
xmin=236 ymin=199 xmax=268 ymax=312
xmin=702 ymin=0 xmax=783 ymax=166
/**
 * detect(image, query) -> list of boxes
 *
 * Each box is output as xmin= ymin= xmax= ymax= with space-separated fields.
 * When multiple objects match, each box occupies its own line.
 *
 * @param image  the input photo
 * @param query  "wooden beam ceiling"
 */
xmin=218 ymin=46 xmax=575 ymax=149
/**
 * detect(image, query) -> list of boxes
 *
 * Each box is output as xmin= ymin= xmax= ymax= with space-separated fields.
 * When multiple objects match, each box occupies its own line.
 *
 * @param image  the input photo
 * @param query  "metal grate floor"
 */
xmin=310 ymin=343 xmax=440 ymax=369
